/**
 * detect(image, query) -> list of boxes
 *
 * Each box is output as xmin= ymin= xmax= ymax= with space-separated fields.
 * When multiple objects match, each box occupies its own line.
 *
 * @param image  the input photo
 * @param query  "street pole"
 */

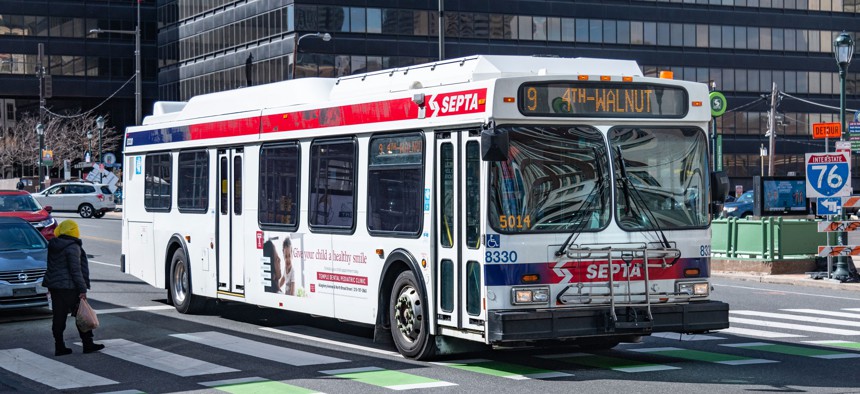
xmin=291 ymin=33 xmax=332 ymax=79
xmin=135 ymin=0 xmax=141 ymax=125
xmin=832 ymin=31 xmax=854 ymax=281
xmin=767 ymin=82 xmax=777 ymax=176
xmin=37 ymin=43 xmax=45 ymax=191
xmin=97 ymin=116 xmax=104 ymax=184
xmin=438 ymin=0 xmax=445 ymax=61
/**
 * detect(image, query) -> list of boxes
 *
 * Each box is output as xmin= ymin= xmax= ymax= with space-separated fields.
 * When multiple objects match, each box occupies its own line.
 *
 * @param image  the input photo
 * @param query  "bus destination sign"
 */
xmin=519 ymin=82 xmax=688 ymax=118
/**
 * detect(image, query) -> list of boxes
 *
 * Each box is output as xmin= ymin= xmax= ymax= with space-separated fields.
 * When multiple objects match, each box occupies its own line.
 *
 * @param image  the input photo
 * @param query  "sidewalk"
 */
xmin=713 ymin=271 xmax=860 ymax=292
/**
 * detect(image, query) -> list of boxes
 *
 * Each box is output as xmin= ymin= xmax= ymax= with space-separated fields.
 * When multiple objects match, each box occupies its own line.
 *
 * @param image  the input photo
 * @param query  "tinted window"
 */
xmin=177 ymin=151 xmax=209 ymax=212
xmin=100 ymin=186 xmax=112 ymax=195
xmin=367 ymin=133 xmax=424 ymax=235
xmin=145 ymin=153 xmax=172 ymax=210
xmin=310 ymin=139 xmax=356 ymax=230
xmin=259 ymin=143 xmax=300 ymax=228
xmin=0 ymin=222 xmax=46 ymax=250
xmin=440 ymin=143 xmax=454 ymax=247
xmin=465 ymin=141 xmax=480 ymax=249
xmin=0 ymin=195 xmax=41 ymax=212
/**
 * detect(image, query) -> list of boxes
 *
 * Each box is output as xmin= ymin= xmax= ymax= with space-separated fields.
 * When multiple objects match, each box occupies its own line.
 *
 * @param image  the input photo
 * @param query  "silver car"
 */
xmin=32 ymin=182 xmax=116 ymax=218
xmin=0 ymin=217 xmax=49 ymax=310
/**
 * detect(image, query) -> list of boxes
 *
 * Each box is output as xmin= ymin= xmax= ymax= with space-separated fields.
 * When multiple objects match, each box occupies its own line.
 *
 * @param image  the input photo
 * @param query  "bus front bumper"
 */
xmin=486 ymin=300 xmax=729 ymax=343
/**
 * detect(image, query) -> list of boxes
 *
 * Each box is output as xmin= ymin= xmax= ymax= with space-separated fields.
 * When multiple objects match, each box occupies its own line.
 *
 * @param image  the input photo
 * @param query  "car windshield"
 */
xmin=0 ymin=194 xmax=42 ymax=212
xmin=0 ymin=222 xmax=47 ymax=250
xmin=736 ymin=191 xmax=754 ymax=203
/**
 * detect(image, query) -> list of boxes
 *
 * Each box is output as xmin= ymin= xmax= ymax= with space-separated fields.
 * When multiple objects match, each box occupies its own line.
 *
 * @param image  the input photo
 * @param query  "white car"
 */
xmin=32 ymin=182 xmax=116 ymax=218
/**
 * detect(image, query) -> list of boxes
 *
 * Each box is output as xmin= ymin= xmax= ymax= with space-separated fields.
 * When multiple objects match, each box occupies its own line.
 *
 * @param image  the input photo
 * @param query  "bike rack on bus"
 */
xmin=555 ymin=243 xmax=682 ymax=331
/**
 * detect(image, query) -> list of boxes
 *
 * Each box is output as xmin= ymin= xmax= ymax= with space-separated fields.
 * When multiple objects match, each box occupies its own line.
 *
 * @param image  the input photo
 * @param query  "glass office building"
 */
xmin=0 ymin=1 xmax=158 ymax=153
xmin=160 ymin=0 xmax=858 ymax=190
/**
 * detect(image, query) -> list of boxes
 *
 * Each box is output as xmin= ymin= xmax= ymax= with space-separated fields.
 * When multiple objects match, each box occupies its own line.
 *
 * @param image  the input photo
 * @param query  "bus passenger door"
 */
xmin=217 ymin=148 xmax=245 ymax=296
xmin=434 ymin=130 xmax=486 ymax=334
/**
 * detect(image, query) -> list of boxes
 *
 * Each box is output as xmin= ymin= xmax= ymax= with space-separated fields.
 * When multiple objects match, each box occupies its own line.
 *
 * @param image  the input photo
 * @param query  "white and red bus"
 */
xmin=121 ymin=55 xmax=728 ymax=359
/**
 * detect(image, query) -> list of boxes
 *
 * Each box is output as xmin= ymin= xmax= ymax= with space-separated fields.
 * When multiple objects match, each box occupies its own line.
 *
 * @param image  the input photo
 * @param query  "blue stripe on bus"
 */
xmin=126 ymin=126 xmax=191 ymax=147
xmin=483 ymin=258 xmax=709 ymax=287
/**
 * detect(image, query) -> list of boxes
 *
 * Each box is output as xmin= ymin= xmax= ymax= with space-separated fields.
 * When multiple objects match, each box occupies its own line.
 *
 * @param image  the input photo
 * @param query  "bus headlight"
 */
xmin=677 ymin=282 xmax=709 ymax=296
xmin=511 ymin=287 xmax=550 ymax=305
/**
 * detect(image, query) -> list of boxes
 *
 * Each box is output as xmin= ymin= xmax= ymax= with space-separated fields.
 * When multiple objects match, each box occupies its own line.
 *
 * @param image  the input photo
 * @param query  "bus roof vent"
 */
xmin=152 ymin=101 xmax=187 ymax=116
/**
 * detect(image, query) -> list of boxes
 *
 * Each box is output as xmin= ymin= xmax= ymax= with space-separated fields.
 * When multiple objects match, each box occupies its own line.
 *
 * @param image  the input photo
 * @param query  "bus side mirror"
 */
xmin=481 ymin=127 xmax=509 ymax=162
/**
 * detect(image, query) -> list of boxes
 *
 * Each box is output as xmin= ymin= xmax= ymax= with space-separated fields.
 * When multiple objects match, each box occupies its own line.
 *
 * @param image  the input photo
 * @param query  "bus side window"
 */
xmin=465 ymin=141 xmax=480 ymax=249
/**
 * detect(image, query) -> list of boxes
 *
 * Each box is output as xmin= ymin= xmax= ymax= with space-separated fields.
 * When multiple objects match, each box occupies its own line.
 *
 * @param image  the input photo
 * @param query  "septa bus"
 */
xmin=121 ymin=55 xmax=729 ymax=359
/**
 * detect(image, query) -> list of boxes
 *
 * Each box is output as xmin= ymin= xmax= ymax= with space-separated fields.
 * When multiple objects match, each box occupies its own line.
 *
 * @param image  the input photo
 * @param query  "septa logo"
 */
xmin=427 ymin=88 xmax=487 ymax=117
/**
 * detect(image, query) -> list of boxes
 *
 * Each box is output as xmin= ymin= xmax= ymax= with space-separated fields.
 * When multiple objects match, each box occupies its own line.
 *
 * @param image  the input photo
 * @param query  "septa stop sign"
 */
xmin=806 ymin=152 xmax=852 ymax=198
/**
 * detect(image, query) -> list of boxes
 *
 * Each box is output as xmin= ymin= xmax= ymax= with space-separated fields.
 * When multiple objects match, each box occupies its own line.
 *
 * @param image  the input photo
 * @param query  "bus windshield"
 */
xmin=489 ymin=125 xmax=610 ymax=233
xmin=610 ymin=127 xmax=709 ymax=230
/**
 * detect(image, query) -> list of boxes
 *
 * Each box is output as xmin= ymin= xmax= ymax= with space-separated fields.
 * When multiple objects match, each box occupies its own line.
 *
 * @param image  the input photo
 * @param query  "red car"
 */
xmin=0 ymin=190 xmax=57 ymax=239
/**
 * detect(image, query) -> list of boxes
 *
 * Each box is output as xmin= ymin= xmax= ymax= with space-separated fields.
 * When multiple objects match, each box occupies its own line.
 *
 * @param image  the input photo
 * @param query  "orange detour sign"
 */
xmin=818 ymin=246 xmax=860 ymax=257
xmin=817 ymin=221 xmax=860 ymax=232
xmin=812 ymin=122 xmax=842 ymax=139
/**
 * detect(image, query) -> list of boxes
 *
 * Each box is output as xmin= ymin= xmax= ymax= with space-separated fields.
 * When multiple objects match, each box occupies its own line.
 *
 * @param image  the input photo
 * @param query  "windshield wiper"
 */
xmin=555 ymin=147 xmax=608 ymax=257
xmin=614 ymin=146 xmax=671 ymax=248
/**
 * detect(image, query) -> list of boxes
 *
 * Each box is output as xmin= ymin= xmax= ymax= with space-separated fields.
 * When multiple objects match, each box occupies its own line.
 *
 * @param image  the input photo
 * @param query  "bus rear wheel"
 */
xmin=170 ymin=248 xmax=205 ymax=314
xmin=389 ymin=270 xmax=435 ymax=360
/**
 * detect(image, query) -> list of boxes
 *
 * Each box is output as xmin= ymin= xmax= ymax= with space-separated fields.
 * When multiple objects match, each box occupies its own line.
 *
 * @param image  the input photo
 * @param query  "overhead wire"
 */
xmin=41 ymin=73 xmax=136 ymax=119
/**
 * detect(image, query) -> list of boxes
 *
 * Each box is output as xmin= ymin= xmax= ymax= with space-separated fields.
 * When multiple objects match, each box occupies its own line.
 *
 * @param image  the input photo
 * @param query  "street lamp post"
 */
xmin=833 ymin=31 xmax=855 ymax=281
xmin=292 ymin=32 xmax=332 ymax=79
xmin=36 ymin=123 xmax=44 ymax=191
xmin=89 ymin=0 xmax=141 ymax=125
xmin=760 ymin=144 xmax=767 ymax=177
xmin=96 ymin=116 xmax=105 ymax=184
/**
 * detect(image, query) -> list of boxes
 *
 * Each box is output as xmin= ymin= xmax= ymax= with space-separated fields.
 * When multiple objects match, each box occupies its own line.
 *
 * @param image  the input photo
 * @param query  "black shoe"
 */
xmin=82 ymin=343 xmax=105 ymax=354
xmin=54 ymin=346 xmax=72 ymax=356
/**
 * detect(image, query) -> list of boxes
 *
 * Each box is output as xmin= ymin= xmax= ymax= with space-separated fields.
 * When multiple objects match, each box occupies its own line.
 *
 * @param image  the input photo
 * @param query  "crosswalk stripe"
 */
xmin=721 ymin=342 xmax=860 ymax=359
xmin=0 ymin=348 xmax=118 ymax=389
xmin=320 ymin=366 xmax=457 ymax=390
xmin=74 ymin=338 xmax=237 ymax=376
xmin=803 ymin=340 xmax=860 ymax=350
xmin=782 ymin=309 xmax=860 ymax=320
xmin=538 ymin=352 xmax=679 ymax=373
xmin=729 ymin=317 xmax=860 ymax=336
xmin=200 ymin=376 xmax=323 ymax=394
xmin=718 ymin=327 xmax=805 ymax=338
xmin=629 ymin=347 xmax=777 ymax=365
xmin=650 ymin=332 xmax=725 ymax=341
xmin=172 ymin=331 xmax=348 ymax=366
xmin=95 ymin=305 xmax=175 ymax=315
xmin=731 ymin=310 xmax=860 ymax=328
xmin=433 ymin=358 xmax=571 ymax=379
xmin=845 ymin=308 xmax=860 ymax=312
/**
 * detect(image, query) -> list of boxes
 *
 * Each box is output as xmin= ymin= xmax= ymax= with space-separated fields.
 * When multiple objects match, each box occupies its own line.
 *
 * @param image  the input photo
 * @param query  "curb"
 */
xmin=713 ymin=272 xmax=860 ymax=292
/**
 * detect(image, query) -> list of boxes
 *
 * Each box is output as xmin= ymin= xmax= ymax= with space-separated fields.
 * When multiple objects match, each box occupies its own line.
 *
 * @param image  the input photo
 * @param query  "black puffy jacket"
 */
xmin=42 ymin=235 xmax=90 ymax=293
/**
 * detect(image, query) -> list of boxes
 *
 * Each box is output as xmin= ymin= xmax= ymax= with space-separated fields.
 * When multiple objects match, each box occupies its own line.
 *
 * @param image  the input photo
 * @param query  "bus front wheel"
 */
xmin=170 ymin=249 xmax=205 ymax=314
xmin=389 ymin=270 xmax=435 ymax=360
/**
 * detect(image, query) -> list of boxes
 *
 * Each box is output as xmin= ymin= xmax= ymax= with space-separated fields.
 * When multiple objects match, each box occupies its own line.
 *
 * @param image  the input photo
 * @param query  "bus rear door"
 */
xmin=217 ymin=148 xmax=245 ymax=295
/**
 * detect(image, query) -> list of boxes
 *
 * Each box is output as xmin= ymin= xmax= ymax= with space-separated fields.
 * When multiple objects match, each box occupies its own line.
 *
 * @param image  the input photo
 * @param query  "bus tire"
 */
xmin=389 ymin=270 xmax=435 ymax=360
xmin=170 ymin=248 xmax=205 ymax=314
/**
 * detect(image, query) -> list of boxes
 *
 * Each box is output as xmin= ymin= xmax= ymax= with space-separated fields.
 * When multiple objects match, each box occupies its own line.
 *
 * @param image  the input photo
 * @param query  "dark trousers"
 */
xmin=49 ymin=288 xmax=94 ymax=345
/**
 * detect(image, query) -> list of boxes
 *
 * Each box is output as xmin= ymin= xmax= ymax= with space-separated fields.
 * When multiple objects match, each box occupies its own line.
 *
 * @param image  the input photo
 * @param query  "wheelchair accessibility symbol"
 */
xmin=485 ymin=234 xmax=500 ymax=249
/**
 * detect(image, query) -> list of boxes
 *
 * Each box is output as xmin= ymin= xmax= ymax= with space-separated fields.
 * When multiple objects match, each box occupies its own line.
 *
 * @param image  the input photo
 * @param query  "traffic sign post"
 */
xmin=812 ymin=122 xmax=842 ymax=139
xmin=808 ymin=151 xmax=854 ymax=282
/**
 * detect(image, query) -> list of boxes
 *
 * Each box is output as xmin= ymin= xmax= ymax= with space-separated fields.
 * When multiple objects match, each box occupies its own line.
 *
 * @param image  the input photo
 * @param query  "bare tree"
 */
xmin=0 ymin=111 xmax=122 ymax=176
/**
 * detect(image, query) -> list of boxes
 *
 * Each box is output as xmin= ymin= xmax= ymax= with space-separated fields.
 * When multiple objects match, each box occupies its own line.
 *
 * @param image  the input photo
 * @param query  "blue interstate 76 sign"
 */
xmin=806 ymin=152 xmax=852 ymax=198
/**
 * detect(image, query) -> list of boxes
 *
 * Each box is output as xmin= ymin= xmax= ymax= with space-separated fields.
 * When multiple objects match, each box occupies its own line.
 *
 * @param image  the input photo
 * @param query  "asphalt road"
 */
xmin=2 ymin=214 xmax=860 ymax=393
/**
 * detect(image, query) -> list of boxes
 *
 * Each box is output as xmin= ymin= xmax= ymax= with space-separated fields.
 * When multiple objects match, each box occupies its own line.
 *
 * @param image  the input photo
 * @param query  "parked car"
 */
xmin=0 ymin=217 xmax=49 ymax=310
xmin=722 ymin=190 xmax=754 ymax=218
xmin=31 ymin=181 xmax=116 ymax=218
xmin=0 ymin=190 xmax=57 ymax=239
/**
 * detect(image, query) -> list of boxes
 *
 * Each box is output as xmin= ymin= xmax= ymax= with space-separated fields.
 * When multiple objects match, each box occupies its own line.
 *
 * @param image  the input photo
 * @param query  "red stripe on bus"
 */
xmin=262 ymin=98 xmax=419 ymax=133
xmin=188 ymin=117 xmax=261 ymax=139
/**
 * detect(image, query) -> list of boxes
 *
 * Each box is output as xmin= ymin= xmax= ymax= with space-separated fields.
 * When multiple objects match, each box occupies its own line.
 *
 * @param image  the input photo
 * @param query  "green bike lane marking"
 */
xmin=803 ymin=340 xmax=860 ymax=350
xmin=320 ymin=366 xmax=457 ymax=390
xmin=538 ymin=352 xmax=680 ymax=373
xmin=432 ymin=358 xmax=572 ymax=379
xmin=628 ymin=347 xmax=777 ymax=365
xmin=200 ymin=377 xmax=321 ymax=394
xmin=722 ymin=342 xmax=860 ymax=359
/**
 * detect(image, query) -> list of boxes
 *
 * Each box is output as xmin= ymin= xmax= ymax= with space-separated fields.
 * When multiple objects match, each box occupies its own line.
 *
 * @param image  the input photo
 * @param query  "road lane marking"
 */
xmin=721 ymin=342 xmax=860 ymax=359
xmin=650 ymin=332 xmax=725 ymax=341
xmin=200 ymin=377 xmax=322 ymax=394
xmin=0 ymin=348 xmax=118 ymax=389
xmin=781 ymin=309 xmax=860 ymax=319
xmin=629 ymin=347 xmax=777 ymax=365
xmin=718 ymin=327 xmax=805 ymax=338
xmin=713 ymin=284 xmax=860 ymax=301
xmin=731 ymin=310 xmax=860 ymax=328
xmin=260 ymin=327 xmax=401 ymax=358
xmin=803 ymin=340 xmax=860 ymax=350
xmin=89 ymin=259 xmax=120 ymax=267
xmin=538 ymin=352 xmax=678 ymax=373
xmin=320 ymin=366 xmax=456 ymax=390
xmin=81 ymin=235 xmax=122 ymax=244
xmin=730 ymin=317 xmax=860 ymax=335
xmin=96 ymin=305 xmax=174 ymax=314
xmin=172 ymin=331 xmax=348 ymax=366
xmin=74 ymin=338 xmax=238 ymax=376
xmin=432 ymin=358 xmax=571 ymax=379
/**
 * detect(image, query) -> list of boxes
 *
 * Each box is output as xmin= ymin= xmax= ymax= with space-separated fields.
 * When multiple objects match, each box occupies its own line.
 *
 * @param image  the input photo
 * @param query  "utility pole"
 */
xmin=767 ymin=82 xmax=777 ymax=176
xmin=37 ymin=43 xmax=46 ymax=191
xmin=438 ymin=0 xmax=445 ymax=61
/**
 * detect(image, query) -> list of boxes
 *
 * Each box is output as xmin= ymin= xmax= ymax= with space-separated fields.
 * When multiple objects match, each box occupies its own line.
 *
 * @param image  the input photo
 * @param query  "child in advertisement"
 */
xmin=262 ymin=235 xmax=302 ymax=296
